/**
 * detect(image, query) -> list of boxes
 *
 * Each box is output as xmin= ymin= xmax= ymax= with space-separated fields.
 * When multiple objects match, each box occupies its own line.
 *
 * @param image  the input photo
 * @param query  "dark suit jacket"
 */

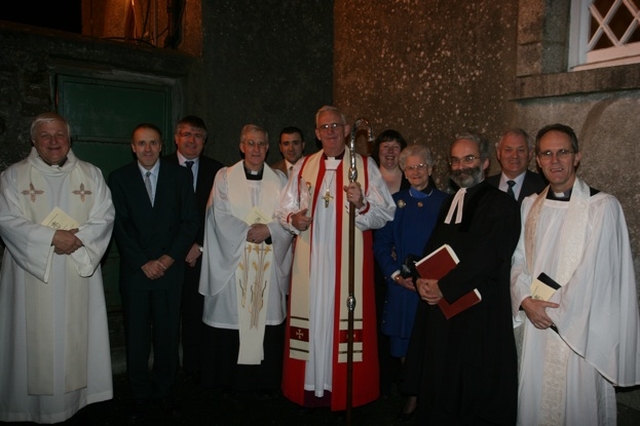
xmin=161 ymin=153 xmax=223 ymax=375
xmin=270 ymin=159 xmax=289 ymax=177
xmin=404 ymin=182 xmax=520 ymax=424
xmin=164 ymin=152 xmax=224 ymax=246
xmin=486 ymin=169 xmax=547 ymax=205
xmin=108 ymin=158 xmax=199 ymax=287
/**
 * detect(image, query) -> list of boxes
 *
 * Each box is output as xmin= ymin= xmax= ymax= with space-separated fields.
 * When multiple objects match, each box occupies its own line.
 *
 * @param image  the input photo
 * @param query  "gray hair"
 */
xmin=496 ymin=128 xmax=533 ymax=151
xmin=30 ymin=112 xmax=70 ymax=141
xmin=399 ymin=143 xmax=435 ymax=170
xmin=240 ymin=124 xmax=269 ymax=145
xmin=175 ymin=115 xmax=207 ymax=138
xmin=453 ymin=131 xmax=490 ymax=160
xmin=315 ymin=105 xmax=347 ymax=127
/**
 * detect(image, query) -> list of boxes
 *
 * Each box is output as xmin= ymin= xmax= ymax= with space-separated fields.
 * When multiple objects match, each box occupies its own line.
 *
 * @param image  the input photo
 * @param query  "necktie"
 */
xmin=185 ymin=160 xmax=196 ymax=190
xmin=144 ymin=171 xmax=153 ymax=204
xmin=507 ymin=180 xmax=516 ymax=199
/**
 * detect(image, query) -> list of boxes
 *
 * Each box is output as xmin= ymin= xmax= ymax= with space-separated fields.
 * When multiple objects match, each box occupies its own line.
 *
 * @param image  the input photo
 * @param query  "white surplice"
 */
xmin=511 ymin=179 xmax=640 ymax=426
xmin=199 ymin=162 xmax=292 ymax=362
xmin=0 ymin=148 xmax=115 ymax=423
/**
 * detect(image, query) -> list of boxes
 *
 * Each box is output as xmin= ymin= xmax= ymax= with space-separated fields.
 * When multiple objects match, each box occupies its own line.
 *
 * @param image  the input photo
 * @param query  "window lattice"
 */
xmin=588 ymin=0 xmax=640 ymax=50
xmin=570 ymin=0 xmax=640 ymax=70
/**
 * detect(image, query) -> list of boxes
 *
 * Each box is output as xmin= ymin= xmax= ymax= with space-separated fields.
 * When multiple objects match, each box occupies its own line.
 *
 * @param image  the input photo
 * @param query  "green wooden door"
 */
xmin=57 ymin=74 xmax=174 ymax=311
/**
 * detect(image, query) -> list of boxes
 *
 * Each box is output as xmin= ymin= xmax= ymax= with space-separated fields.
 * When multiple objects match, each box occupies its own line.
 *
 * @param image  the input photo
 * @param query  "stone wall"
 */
xmin=334 ymin=0 xmax=520 ymax=188
xmin=201 ymin=0 xmax=334 ymax=166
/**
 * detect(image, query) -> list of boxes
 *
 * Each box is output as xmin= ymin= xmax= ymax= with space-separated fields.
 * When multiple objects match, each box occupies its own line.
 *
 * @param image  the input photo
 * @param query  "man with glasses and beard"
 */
xmin=402 ymin=132 xmax=520 ymax=425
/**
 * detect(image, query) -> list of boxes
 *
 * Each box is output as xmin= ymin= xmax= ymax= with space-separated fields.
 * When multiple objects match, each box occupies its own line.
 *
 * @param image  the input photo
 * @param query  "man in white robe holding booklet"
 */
xmin=199 ymin=124 xmax=292 ymax=396
xmin=511 ymin=123 xmax=640 ymax=425
xmin=0 ymin=112 xmax=115 ymax=423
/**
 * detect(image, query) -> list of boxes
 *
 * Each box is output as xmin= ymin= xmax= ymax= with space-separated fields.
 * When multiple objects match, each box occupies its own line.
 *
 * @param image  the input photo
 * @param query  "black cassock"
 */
xmin=403 ymin=181 xmax=520 ymax=425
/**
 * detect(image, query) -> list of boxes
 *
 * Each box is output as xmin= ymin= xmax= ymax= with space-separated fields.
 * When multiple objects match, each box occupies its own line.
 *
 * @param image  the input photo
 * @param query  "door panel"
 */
xmin=57 ymin=74 xmax=174 ymax=311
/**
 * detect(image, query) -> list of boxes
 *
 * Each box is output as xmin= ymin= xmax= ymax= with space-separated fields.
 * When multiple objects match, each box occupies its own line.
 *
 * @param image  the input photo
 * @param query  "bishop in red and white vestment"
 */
xmin=276 ymin=147 xmax=394 ymax=410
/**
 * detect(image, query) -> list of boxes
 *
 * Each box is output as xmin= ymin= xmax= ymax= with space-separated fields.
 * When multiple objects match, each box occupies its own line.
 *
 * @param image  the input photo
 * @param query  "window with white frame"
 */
xmin=569 ymin=0 xmax=640 ymax=70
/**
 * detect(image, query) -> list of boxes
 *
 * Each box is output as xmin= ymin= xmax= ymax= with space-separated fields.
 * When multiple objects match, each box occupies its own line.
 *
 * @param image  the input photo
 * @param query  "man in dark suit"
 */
xmin=270 ymin=126 xmax=305 ymax=178
xmin=486 ymin=128 xmax=546 ymax=204
xmin=164 ymin=116 xmax=223 ymax=383
xmin=109 ymin=123 xmax=198 ymax=422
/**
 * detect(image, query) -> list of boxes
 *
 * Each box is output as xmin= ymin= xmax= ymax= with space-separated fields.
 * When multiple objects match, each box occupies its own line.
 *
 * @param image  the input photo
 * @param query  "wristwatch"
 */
xmin=198 ymin=245 xmax=204 ymax=253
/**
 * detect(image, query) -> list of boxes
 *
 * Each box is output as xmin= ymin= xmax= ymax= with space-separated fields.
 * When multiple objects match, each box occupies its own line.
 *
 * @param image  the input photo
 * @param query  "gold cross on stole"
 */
xmin=322 ymin=189 xmax=333 ymax=208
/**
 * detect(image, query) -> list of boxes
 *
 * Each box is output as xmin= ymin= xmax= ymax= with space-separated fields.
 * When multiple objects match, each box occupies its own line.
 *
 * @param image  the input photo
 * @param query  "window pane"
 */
xmin=610 ymin=5 xmax=634 ymax=40
xmin=590 ymin=0 xmax=640 ymax=50
xmin=593 ymin=0 xmax=615 ymax=17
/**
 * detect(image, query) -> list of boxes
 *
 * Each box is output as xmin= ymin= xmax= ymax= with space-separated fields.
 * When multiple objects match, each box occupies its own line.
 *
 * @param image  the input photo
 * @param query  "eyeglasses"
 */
xmin=537 ymin=149 xmax=574 ymax=161
xmin=244 ymin=140 xmax=268 ymax=150
xmin=404 ymin=163 xmax=428 ymax=172
xmin=448 ymin=155 xmax=479 ymax=166
xmin=317 ymin=123 xmax=344 ymax=132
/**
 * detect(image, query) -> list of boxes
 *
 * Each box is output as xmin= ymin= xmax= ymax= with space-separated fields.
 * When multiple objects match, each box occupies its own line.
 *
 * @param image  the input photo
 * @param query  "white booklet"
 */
xmin=530 ymin=272 xmax=562 ymax=301
xmin=244 ymin=206 xmax=271 ymax=225
xmin=41 ymin=207 xmax=79 ymax=230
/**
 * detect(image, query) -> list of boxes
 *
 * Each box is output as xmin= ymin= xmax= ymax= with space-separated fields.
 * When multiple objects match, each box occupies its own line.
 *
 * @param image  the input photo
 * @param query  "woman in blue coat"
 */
xmin=373 ymin=143 xmax=447 ymax=420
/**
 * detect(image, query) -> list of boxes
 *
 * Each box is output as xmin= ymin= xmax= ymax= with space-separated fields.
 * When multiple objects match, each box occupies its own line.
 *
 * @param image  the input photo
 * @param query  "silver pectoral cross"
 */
xmin=322 ymin=189 xmax=333 ymax=208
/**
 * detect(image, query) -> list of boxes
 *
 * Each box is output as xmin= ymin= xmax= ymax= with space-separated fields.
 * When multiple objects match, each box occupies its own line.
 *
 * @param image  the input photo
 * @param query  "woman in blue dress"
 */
xmin=373 ymin=143 xmax=447 ymax=420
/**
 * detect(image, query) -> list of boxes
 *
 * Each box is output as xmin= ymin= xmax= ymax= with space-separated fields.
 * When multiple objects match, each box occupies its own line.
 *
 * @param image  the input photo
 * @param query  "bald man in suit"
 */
xmin=486 ymin=128 xmax=546 ymax=205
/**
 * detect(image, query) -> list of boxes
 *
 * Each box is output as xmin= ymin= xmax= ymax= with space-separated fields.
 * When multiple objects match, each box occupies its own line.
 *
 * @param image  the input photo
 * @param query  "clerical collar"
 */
xmin=244 ymin=165 xmax=264 ymax=180
xmin=322 ymin=150 xmax=345 ymax=160
xmin=409 ymin=186 xmax=433 ymax=199
xmin=547 ymin=188 xmax=572 ymax=201
xmin=40 ymin=156 xmax=68 ymax=167
xmin=454 ymin=179 xmax=485 ymax=197
xmin=443 ymin=180 xmax=486 ymax=224
xmin=323 ymin=151 xmax=344 ymax=171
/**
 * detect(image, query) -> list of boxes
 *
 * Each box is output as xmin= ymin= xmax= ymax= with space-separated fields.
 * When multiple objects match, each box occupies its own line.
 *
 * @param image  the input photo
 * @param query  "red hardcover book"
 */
xmin=415 ymin=244 xmax=482 ymax=319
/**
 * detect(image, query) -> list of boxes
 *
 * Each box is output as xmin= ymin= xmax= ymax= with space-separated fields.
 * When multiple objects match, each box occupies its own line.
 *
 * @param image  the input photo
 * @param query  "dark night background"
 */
xmin=1 ymin=1 xmax=82 ymax=33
